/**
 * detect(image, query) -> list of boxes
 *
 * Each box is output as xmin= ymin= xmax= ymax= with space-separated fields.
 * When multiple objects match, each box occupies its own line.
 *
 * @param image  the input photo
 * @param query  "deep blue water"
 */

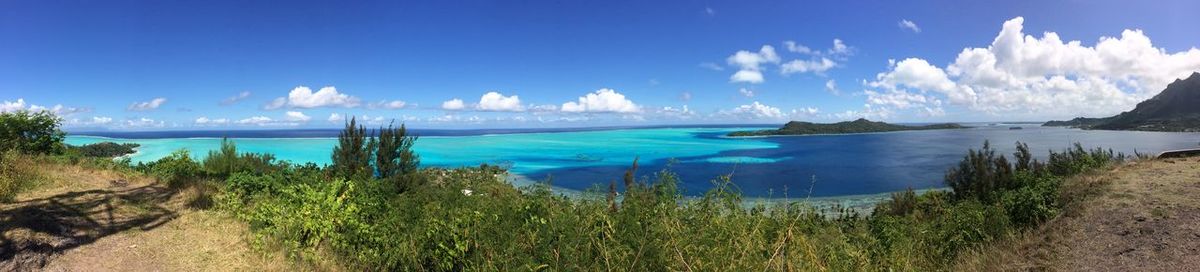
xmin=522 ymin=125 xmax=1200 ymax=197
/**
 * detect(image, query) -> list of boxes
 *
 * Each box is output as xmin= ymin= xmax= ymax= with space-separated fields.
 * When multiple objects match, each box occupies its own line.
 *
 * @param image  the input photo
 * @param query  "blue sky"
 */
xmin=2 ymin=0 xmax=1199 ymax=130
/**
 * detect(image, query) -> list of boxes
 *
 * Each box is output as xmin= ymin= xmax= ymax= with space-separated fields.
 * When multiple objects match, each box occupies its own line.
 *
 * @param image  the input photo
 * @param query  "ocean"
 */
xmin=65 ymin=124 xmax=1200 ymax=198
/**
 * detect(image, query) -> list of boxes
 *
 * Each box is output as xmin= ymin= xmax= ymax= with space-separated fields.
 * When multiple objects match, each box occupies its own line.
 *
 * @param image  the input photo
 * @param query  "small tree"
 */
xmin=375 ymin=122 xmax=420 ymax=192
xmin=331 ymin=117 xmax=376 ymax=180
xmin=0 ymin=110 xmax=65 ymax=154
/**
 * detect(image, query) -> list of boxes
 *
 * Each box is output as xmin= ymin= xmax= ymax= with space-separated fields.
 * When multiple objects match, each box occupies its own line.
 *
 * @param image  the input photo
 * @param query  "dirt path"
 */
xmin=0 ymin=162 xmax=289 ymax=271
xmin=1049 ymin=157 xmax=1200 ymax=271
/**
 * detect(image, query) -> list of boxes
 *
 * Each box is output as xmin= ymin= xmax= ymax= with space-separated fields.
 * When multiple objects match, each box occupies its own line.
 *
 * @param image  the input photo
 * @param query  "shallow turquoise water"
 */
xmin=65 ymin=127 xmax=777 ymax=175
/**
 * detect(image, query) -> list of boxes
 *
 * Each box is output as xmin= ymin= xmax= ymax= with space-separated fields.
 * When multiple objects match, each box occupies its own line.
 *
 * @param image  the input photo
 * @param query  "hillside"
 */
xmin=1045 ymin=72 xmax=1200 ymax=131
xmin=728 ymin=118 xmax=966 ymax=136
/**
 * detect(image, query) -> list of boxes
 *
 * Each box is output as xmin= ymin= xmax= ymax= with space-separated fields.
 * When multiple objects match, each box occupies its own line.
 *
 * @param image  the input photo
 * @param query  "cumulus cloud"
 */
xmin=781 ymin=57 xmax=836 ymax=74
xmin=898 ymin=19 xmax=921 ymax=33
xmin=738 ymin=88 xmax=755 ymax=97
xmin=561 ymin=88 xmax=641 ymax=113
xmin=236 ymin=116 xmax=274 ymax=125
xmin=829 ymin=39 xmax=852 ymax=56
xmin=128 ymin=98 xmax=167 ymax=111
xmin=476 ymin=91 xmax=524 ymax=111
xmin=657 ymin=105 xmax=697 ymax=119
xmin=866 ymin=17 xmax=1200 ymax=119
xmin=194 ymin=117 xmax=230 ymax=126
xmin=1 ymin=99 xmax=27 ymax=112
xmin=2 ymin=100 xmax=91 ymax=116
xmin=726 ymin=45 xmax=781 ymax=84
xmin=825 ymin=80 xmax=840 ymax=95
xmin=368 ymin=100 xmax=408 ymax=109
xmin=220 ymin=91 xmax=251 ymax=105
xmin=327 ymin=113 xmax=343 ymax=123
xmin=266 ymin=86 xmax=361 ymax=109
xmin=783 ymin=41 xmax=813 ymax=54
xmin=441 ymin=99 xmax=465 ymax=110
xmin=718 ymin=101 xmax=785 ymax=119
xmin=123 ymin=117 xmax=165 ymax=128
xmin=284 ymin=111 xmax=312 ymax=122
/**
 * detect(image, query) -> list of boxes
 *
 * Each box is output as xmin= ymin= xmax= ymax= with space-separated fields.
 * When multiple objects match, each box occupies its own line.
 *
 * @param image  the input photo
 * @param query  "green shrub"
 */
xmin=0 ymin=110 xmax=65 ymax=154
xmin=203 ymin=138 xmax=283 ymax=178
xmin=149 ymin=149 xmax=203 ymax=188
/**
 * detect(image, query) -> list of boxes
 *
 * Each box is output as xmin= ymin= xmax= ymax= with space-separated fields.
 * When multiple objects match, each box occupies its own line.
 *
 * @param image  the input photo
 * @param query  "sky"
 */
xmin=2 ymin=0 xmax=1200 ymax=130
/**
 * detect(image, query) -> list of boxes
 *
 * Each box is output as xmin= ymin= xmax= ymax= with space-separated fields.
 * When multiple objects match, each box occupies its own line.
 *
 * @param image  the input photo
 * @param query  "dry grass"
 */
xmin=954 ymin=157 xmax=1200 ymax=271
xmin=1 ymin=159 xmax=300 ymax=271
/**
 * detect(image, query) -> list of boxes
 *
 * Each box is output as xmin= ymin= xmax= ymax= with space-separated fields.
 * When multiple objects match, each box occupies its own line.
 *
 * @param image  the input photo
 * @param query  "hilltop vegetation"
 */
xmin=2 ymin=110 xmax=1133 ymax=270
xmin=1045 ymin=72 xmax=1200 ymax=132
xmin=729 ymin=118 xmax=966 ymax=136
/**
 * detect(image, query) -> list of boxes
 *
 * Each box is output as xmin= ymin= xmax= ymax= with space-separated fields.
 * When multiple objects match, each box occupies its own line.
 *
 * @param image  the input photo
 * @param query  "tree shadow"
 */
xmin=0 ymin=184 xmax=179 ymax=269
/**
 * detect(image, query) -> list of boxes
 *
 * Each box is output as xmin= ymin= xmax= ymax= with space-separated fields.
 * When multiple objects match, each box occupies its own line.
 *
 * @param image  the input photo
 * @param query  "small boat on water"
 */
xmin=1009 ymin=126 xmax=1023 ymax=130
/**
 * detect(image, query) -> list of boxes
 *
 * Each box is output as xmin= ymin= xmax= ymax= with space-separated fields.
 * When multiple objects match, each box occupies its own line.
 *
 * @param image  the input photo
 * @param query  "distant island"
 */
xmin=1044 ymin=72 xmax=1200 ymax=132
xmin=728 ymin=118 xmax=966 ymax=137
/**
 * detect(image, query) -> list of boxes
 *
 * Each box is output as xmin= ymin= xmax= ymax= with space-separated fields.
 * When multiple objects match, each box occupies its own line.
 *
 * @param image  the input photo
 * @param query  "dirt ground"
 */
xmin=1048 ymin=157 xmax=1200 ymax=271
xmin=0 ymin=162 xmax=291 ymax=271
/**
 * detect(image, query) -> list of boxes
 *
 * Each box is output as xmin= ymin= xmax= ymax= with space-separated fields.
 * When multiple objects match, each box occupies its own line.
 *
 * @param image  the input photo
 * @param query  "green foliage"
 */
xmin=68 ymin=141 xmax=139 ymax=157
xmin=729 ymin=118 xmax=966 ymax=136
xmin=945 ymin=141 xmax=1015 ymax=202
xmin=145 ymin=149 xmax=204 ymax=188
xmin=375 ymin=122 xmax=421 ymax=192
xmin=203 ymin=138 xmax=282 ymax=178
xmin=0 ymin=110 xmax=66 ymax=154
xmin=331 ymin=117 xmax=376 ymax=180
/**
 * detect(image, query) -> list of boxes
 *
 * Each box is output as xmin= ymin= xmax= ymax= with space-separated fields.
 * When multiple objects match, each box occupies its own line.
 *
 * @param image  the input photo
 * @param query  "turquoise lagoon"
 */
xmin=66 ymin=125 xmax=1200 ymax=198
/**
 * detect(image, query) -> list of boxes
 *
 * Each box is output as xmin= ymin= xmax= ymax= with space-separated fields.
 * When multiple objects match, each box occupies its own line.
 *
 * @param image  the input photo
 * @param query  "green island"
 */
xmin=728 ymin=118 xmax=967 ymax=137
xmin=1044 ymin=72 xmax=1200 ymax=132
xmin=8 ymin=109 xmax=1196 ymax=271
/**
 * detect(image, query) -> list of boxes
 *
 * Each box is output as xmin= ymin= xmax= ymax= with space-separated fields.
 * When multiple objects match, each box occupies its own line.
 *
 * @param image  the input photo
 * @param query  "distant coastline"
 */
xmin=727 ymin=119 xmax=966 ymax=137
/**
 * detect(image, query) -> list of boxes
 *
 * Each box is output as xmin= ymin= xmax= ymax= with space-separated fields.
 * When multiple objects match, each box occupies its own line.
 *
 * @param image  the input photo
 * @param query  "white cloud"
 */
xmin=1 ymin=99 xmax=26 ymax=112
xmin=864 ymin=89 xmax=937 ymax=109
xmin=718 ymin=101 xmax=785 ymax=119
xmin=898 ymin=19 xmax=921 ymax=33
xmin=657 ymin=105 xmax=696 ymax=119
xmin=831 ymin=104 xmax=894 ymax=120
xmin=236 ymin=116 xmax=274 ymax=125
xmin=699 ymin=62 xmax=725 ymax=71
xmin=726 ymin=45 xmax=780 ymax=84
xmin=194 ymin=117 xmax=230 ymax=125
xmin=561 ymin=88 xmax=641 ymax=113
xmin=263 ymin=97 xmax=286 ymax=110
xmin=476 ymin=91 xmax=524 ymax=111
xmin=90 ymin=116 xmax=113 ymax=125
xmin=284 ymin=111 xmax=312 ymax=122
xmin=123 ymin=117 xmax=165 ymax=128
xmin=327 ymin=113 xmax=343 ymax=123
xmin=866 ymin=17 xmax=1200 ymax=119
xmin=128 ymin=98 xmax=167 ymax=111
xmin=783 ymin=41 xmax=813 ymax=54
xmin=221 ymin=91 xmax=251 ymax=105
xmin=829 ymin=39 xmax=852 ymax=55
xmin=825 ymin=80 xmax=840 ymax=95
xmin=781 ymin=57 xmax=836 ymax=74
xmin=368 ymin=100 xmax=408 ymax=109
xmin=738 ymin=88 xmax=755 ymax=97
xmin=441 ymin=99 xmax=465 ymax=110
xmin=529 ymin=104 xmax=558 ymax=112
xmin=268 ymin=86 xmax=361 ymax=109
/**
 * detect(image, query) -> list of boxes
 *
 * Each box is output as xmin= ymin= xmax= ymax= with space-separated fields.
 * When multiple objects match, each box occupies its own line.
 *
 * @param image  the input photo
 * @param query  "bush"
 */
xmin=0 ymin=150 xmax=41 ymax=202
xmin=0 ymin=110 xmax=65 ymax=154
xmin=148 ymin=149 xmax=204 ymax=188
xmin=203 ymin=138 xmax=283 ymax=178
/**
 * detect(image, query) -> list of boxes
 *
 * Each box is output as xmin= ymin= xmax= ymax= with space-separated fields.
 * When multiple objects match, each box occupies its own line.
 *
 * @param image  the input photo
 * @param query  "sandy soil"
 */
xmin=0 ymin=162 xmax=290 ymax=271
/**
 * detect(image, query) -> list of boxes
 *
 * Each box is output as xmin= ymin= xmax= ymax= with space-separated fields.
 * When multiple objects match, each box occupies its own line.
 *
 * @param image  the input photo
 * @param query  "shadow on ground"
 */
xmin=0 ymin=184 xmax=179 ymax=270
